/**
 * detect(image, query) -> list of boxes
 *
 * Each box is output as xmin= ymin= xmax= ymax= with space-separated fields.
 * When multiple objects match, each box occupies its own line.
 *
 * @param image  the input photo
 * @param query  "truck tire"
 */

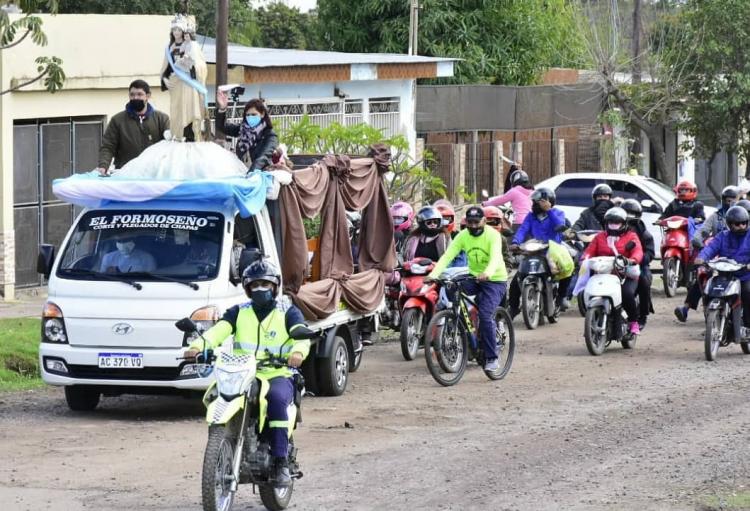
xmin=316 ymin=336 xmax=349 ymax=396
xmin=64 ymin=386 xmax=100 ymax=411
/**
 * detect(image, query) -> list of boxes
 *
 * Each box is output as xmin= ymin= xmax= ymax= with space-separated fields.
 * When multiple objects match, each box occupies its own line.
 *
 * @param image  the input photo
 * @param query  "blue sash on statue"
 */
xmin=165 ymin=44 xmax=209 ymax=107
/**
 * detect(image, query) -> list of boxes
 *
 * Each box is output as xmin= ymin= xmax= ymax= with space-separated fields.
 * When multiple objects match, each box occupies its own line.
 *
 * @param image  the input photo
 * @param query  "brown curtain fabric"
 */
xmin=279 ymin=145 xmax=396 ymax=320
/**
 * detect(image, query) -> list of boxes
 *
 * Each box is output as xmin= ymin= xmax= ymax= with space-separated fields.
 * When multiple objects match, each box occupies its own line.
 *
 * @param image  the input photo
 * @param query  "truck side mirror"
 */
xmin=37 ymin=244 xmax=56 ymax=278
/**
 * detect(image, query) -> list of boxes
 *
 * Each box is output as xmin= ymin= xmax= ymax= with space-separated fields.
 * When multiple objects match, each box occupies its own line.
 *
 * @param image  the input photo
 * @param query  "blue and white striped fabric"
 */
xmin=53 ymin=171 xmax=273 ymax=218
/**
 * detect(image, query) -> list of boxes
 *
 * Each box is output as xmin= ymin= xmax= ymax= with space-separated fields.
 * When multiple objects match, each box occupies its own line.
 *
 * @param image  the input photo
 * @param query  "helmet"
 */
xmin=510 ymin=170 xmax=530 ymax=188
xmin=531 ymin=187 xmax=556 ymax=207
xmin=434 ymin=202 xmax=456 ymax=233
xmin=483 ymin=206 xmax=504 ymax=231
xmin=673 ymin=180 xmax=697 ymax=201
xmin=736 ymin=199 xmax=750 ymax=215
xmin=242 ymin=259 xmax=281 ymax=296
xmin=390 ymin=201 xmax=414 ymax=233
xmin=621 ymin=198 xmax=642 ymax=220
xmin=725 ymin=205 xmax=750 ymax=233
xmin=416 ymin=206 xmax=443 ymax=236
xmin=591 ymin=184 xmax=613 ymax=203
xmin=603 ymin=207 xmax=628 ymax=236
xmin=722 ymin=186 xmax=740 ymax=200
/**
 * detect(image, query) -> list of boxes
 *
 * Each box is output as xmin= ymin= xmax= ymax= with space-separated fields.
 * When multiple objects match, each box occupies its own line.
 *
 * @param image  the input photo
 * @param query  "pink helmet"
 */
xmin=390 ymin=201 xmax=414 ymax=233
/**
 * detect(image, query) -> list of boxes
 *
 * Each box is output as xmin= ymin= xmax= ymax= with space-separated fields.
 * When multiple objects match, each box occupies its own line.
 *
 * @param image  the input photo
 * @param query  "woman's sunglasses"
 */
xmin=424 ymin=219 xmax=442 ymax=228
xmin=486 ymin=218 xmax=502 ymax=226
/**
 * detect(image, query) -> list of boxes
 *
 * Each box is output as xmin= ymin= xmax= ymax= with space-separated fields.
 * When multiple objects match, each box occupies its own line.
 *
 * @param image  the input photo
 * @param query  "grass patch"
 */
xmin=0 ymin=317 xmax=43 ymax=391
xmin=700 ymin=490 xmax=750 ymax=511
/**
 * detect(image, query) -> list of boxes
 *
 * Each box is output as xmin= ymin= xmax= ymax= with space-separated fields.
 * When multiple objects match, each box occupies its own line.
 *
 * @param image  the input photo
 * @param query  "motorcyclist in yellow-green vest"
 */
xmin=184 ymin=259 xmax=314 ymax=487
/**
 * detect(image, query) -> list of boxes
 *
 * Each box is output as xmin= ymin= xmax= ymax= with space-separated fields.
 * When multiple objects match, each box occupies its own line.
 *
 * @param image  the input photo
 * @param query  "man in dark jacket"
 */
xmin=622 ymin=199 xmax=655 ymax=330
xmin=97 ymin=79 xmax=170 ymax=175
xmin=572 ymin=183 xmax=613 ymax=232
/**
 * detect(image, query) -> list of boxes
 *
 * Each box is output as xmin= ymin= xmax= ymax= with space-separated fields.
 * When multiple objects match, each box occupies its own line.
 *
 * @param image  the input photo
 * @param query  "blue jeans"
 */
xmin=460 ymin=280 xmax=507 ymax=360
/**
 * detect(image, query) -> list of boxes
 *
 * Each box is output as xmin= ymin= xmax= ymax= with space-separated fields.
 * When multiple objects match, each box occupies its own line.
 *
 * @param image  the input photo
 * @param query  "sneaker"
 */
xmin=559 ymin=298 xmax=571 ymax=312
xmin=628 ymin=321 xmax=640 ymax=335
xmin=484 ymin=358 xmax=500 ymax=372
xmin=272 ymin=457 xmax=292 ymax=488
xmin=674 ymin=306 xmax=688 ymax=323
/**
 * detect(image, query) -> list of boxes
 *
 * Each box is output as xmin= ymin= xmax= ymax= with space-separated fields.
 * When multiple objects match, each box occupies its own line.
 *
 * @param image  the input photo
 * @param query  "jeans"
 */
xmin=460 ymin=280 xmax=506 ymax=360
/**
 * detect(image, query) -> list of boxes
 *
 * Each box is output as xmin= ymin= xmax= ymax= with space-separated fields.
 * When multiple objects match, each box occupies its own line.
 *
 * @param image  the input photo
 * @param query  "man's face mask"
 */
xmin=116 ymin=241 xmax=135 ymax=255
xmin=128 ymin=99 xmax=146 ymax=112
xmin=250 ymin=284 xmax=275 ymax=306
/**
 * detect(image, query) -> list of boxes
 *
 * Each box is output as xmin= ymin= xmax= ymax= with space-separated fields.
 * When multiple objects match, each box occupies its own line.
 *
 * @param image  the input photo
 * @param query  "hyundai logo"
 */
xmin=112 ymin=323 xmax=134 ymax=335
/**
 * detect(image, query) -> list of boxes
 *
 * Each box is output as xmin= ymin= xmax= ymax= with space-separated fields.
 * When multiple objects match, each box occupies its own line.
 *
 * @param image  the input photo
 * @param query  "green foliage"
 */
xmin=280 ymin=116 xmax=446 ymax=202
xmin=0 ymin=1 xmax=65 ymax=94
xmin=0 ymin=318 xmax=42 ymax=392
xmin=303 ymin=216 xmax=321 ymax=240
xmin=317 ymin=0 xmax=585 ymax=85
xmin=254 ymin=2 xmax=319 ymax=50
xmin=664 ymin=0 xmax=750 ymax=168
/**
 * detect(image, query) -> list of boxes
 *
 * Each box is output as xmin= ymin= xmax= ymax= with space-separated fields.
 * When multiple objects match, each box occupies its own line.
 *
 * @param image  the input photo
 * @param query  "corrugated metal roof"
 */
xmin=196 ymin=35 xmax=457 ymax=68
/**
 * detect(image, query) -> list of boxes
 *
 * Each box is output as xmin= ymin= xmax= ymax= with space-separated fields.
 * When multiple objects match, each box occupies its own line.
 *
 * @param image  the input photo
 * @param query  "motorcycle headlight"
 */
xmin=216 ymin=368 xmax=251 ymax=396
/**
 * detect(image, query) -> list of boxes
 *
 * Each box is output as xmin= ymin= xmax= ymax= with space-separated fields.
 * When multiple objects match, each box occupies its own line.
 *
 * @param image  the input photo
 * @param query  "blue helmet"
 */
xmin=242 ymin=259 xmax=281 ymax=292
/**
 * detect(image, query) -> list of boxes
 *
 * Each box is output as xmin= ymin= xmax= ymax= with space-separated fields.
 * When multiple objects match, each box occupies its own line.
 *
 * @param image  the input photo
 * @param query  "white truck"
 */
xmin=37 ymin=160 xmax=381 ymax=411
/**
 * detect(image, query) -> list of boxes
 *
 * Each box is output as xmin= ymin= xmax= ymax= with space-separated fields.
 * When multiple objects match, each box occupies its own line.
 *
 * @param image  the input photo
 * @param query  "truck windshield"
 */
xmin=57 ymin=210 xmax=224 ymax=282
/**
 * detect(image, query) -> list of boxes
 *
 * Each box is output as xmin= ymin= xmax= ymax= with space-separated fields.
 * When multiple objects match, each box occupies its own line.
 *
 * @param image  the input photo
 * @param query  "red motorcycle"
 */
xmin=656 ymin=216 xmax=697 ymax=297
xmin=399 ymin=258 xmax=439 ymax=361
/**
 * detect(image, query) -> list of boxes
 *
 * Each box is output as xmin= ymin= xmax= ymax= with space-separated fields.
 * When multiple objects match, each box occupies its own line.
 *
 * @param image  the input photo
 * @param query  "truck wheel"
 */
xmin=316 ymin=336 xmax=349 ymax=396
xmin=64 ymin=386 xmax=100 ymax=411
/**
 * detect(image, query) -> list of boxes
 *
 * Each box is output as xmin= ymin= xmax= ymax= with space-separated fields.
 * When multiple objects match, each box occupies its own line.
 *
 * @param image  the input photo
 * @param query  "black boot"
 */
xmin=272 ymin=456 xmax=291 ymax=488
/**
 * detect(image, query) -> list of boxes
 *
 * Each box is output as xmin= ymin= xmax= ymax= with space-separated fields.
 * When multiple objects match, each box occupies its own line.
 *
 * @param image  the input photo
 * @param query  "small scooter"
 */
xmin=582 ymin=255 xmax=638 ymax=356
xmin=516 ymin=239 xmax=559 ymax=330
xmin=702 ymin=257 xmax=750 ymax=361
xmin=570 ymin=230 xmax=602 ymax=316
xmin=399 ymin=257 xmax=439 ymax=361
xmin=656 ymin=216 xmax=695 ymax=297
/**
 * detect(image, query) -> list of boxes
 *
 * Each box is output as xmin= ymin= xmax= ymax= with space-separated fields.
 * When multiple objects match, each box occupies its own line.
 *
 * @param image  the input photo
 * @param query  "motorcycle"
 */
xmin=398 ymin=258 xmax=439 ymax=361
xmin=582 ymin=255 xmax=638 ymax=356
xmin=656 ymin=216 xmax=696 ymax=297
xmin=516 ymin=239 xmax=559 ymax=330
xmin=702 ymin=257 xmax=750 ymax=361
xmin=175 ymin=318 xmax=308 ymax=511
xmin=569 ymin=230 xmax=602 ymax=317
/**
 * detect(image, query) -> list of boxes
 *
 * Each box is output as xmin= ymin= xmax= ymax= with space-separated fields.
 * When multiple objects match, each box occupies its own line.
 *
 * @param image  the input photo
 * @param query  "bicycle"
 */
xmin=423 ymin=274 xmax=515 ymax=386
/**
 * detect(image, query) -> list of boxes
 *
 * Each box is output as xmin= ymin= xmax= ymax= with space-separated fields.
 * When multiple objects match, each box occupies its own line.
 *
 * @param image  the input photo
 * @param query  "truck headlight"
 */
xmin=182 ymin=306 xmax=220 ymax=346
xmin=41 ymin=302 xmax=68 ymax=344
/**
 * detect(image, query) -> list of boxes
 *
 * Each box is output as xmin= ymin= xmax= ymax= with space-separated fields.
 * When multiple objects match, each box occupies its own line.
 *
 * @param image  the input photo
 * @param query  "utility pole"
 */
xmin=408 ymin=0 xmax=419 ymax=55
xmin=216 ymin=0 xmax=229 ymax=137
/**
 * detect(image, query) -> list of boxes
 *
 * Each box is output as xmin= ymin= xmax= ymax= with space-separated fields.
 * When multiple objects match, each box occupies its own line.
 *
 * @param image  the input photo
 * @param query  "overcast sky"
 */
xmin=252 ymin=0 xmax=317 ymax=12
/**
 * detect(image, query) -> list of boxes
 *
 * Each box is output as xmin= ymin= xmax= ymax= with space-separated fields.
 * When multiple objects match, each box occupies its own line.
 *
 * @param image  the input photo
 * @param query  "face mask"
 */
xmin=245 ymin=114 xmax=262 ymax=128
xmin=607 ymin=223 xmax=623 ymax=232
xmin=532 ymin=203 xmax=544 ymax=216
xmin=128 ymin=99 xmax=146 ymax=112
xmin=468 ymin=226 xmax=484 ymax=237
xmin=116 ymin=241 xmax=135 ymax=255
xmin=251 ymin=287 xmax=274 ymax=307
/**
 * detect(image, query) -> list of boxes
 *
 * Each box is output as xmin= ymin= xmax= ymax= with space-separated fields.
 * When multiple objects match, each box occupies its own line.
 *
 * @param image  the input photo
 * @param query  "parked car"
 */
xmin=537 ymin=173 xmax=715 ymax=258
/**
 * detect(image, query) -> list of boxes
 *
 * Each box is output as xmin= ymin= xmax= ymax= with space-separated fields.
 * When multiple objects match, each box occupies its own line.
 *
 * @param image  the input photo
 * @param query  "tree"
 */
xmin=254 ymin=2 xmax=319 ymax=50
xmin=317 ymin=0 xmax=585 ymax=85
xmin=666 ymin=0 xmax=750 ymax=177
xmin=56 ymin=0 xmax=259 ymax=45
xmin=1 ymin=0 xmax=65 ymax=95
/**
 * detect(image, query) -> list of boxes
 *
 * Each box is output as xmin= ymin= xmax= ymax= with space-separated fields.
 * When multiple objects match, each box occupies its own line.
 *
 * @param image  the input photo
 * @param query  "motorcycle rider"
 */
xmin=484 ymin=205 xmax=514 ymax=270
xmin=692 ymin=185 xmax=740 ymax=249
xmin=693 ymin=206 xmax=750 ymax=329
xmin=621 ymin=199 xmax=655 ymax=330
xmin=483 ymin=169 xmax=533 ymax=231
xmin=581 ymin=207 xmax=644 ymax=335
xmin=426 ymin=206 xmax=508 ymax=372
xmin=402 ymin=206 xmax=452 ymax=262
xmin=391 ymin=201 xmax=414 ymax=254
xmin=184 ymin=260 xmax=313 ymax=488
xmin=572 ymin=184 xmax=614 ymax=232
xmin=508 ymin=187 xmax=570 ymax=317
xmin=434 ymin=199 xmax=457 ymax=237
xmin=660 ymin=180 xmax=705 ymax=221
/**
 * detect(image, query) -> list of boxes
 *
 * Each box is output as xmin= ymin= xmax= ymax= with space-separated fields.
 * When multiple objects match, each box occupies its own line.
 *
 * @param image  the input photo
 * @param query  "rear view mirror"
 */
xmin=640 ymin=199 xmax=660 ymax=213
xmin=37 ymin=244 xmax=56 ymax=278
xmin=175 ymin=317 xmax=198 ymax=334
xmin=481 ymin=189 xmax=489 ymax=199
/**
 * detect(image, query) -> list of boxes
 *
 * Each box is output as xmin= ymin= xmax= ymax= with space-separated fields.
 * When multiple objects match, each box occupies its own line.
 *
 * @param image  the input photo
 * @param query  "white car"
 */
xmin=536 ymin=173 xmax=715 ymax=258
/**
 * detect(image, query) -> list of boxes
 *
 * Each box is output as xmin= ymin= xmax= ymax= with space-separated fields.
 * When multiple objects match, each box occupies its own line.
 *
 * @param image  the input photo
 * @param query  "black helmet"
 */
xmin=510 ymin=170 xmax=530 ymax=188
xmin=725 ymin=205 xmax=749 ymax=233
xmin=242 ymin=259 xmax=281 ymax=295
xmin=416 ymin=206 xmax=444 ymax=236
xmin=736 ymin=199 xmax=750 ymax=215
xmin=621 ymin=198 xmax=642 ymax=220
xmin=604 ymin=207 xmax=628 ymax=236
xmin=592 ymin=183 xmax=613 ymax=203
xmin=722 ymin=186 xmax=740 ymax=201
xmin=531 ymin=187 xmax=556 ymax=207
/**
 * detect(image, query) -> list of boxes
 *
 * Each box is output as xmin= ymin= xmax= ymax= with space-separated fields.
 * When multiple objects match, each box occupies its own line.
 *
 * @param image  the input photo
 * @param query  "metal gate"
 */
xmin=13 ymin=119 xmax=103 ymax=287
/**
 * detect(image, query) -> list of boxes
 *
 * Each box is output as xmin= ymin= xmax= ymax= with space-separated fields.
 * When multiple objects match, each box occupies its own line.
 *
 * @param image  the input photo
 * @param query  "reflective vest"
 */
xmin=233 ymin=306 xmax=295 ymax=361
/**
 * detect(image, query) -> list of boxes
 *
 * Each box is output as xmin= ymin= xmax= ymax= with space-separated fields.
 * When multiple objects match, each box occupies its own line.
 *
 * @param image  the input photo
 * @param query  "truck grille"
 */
xmin=66 ymin=365 xmax=183 ymax=381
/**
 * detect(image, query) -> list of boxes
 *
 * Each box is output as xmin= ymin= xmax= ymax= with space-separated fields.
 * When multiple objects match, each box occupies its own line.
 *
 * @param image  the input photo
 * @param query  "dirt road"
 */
xmin=1 ymin=290 xmax=749 ymax=511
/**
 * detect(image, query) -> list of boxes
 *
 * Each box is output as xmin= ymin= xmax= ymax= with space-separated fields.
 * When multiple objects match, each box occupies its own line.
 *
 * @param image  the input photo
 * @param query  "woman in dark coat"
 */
xmin=215 ymin=90 xmax=279 ymax=172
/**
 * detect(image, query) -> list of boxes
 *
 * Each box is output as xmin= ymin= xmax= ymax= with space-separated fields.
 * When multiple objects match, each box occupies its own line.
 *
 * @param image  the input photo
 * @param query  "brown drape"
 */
xmin=279 ymin=145 xmax=396 ymax=320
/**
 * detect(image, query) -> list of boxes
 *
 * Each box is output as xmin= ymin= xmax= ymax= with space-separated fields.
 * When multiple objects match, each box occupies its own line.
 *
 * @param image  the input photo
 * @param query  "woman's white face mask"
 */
xmin=607 ymin=222 xmax=623 ymax=232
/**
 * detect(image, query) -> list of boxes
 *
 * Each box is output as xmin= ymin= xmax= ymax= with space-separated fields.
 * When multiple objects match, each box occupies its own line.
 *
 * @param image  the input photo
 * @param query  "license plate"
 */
xmin=98 ymin=353 xmax=144 ymax=369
